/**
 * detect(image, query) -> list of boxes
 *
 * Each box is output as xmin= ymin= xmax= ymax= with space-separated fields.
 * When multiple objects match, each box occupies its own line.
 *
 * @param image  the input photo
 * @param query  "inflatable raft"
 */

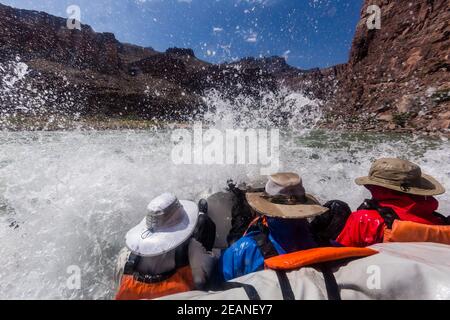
xmin=161 ymin=242 xmax=450 ymax=300
xmin=161 ymin=192 xmax=450 ymax=300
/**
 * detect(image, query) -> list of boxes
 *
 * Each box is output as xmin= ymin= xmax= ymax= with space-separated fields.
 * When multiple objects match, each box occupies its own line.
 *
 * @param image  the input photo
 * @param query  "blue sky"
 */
xmin=2 ymin=0 xmax=364 ymax=69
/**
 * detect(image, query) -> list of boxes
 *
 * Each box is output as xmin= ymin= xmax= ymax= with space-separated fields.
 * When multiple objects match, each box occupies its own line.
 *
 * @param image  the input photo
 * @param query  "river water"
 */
xmin=0 ymin=128 xmax=449 ymax=299
xmin=1 ymin=70 xmax=449 ymax=299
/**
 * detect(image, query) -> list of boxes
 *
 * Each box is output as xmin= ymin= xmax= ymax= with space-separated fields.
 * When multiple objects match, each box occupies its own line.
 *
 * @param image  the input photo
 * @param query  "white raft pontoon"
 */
xmin=162 ymin=242 xmax=450 ymax=300
xmin=161 ymin=191 xmax=450 ymax=300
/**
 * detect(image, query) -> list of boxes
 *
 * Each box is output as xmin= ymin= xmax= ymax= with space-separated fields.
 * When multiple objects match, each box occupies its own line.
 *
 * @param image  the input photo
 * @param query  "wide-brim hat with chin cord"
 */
xmin=246 ymin=172 xmax=329 ymax=219
xmin=126 ymin=193 xmax=199 ymax=257
xmin=355 ymin=158 xmax=445 ymax=196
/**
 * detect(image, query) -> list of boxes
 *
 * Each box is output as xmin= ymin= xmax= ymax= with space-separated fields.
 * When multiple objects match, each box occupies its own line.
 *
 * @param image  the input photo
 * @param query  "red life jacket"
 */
xmin=337 ymin=186 xmax=446 ymax=247
xmin=367 ymin=186 xmax=442 ymax=225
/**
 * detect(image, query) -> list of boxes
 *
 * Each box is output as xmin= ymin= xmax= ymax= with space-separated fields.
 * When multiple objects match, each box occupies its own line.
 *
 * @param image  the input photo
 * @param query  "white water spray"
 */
xmin=0 ymin=64 xmax=449 ymax=300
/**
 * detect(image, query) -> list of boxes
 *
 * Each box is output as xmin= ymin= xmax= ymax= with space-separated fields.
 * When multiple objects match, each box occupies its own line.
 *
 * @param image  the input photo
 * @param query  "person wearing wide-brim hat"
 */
xmin=336 ymin=158 xmax=447 ymax=247
xmin=219 ymin=172 xmax=328 ymax=281
xmin=114 ymin=193 xmax=217 ymax=300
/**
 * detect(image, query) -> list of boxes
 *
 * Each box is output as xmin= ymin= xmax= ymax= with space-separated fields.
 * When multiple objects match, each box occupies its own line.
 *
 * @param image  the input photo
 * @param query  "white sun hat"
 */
xmin=125 ymin=193 xmax=199 ymax=257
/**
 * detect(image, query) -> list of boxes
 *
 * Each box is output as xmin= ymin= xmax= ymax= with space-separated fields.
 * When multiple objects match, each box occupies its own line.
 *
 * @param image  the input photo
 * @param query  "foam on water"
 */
xmin=0 ymin=85 xmax=449 ymax=299
xmin=202 ymin=87 xmax=322 ymax=131
xmin=1 ymin=129 xmax=449 ymax=300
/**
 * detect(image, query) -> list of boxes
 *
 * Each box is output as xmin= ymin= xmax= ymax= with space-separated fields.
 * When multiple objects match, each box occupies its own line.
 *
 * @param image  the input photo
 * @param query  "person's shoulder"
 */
xmin=337 ymin=209 xmax=386 ymax=247
xmin=349 ymin=209 xmax=383 ymax=222
xmin=224 ymin=232 xmax=260 ymax=253
xmin=345 ymin=209 xmax=386 ymax=230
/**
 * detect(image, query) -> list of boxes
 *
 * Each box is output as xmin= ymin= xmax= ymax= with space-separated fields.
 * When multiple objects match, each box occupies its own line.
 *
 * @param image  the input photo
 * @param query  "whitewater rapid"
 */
xmin=1 ymin=61 xmax=449 ymax=299
xmin=0 ymin=129 xmax=449 ymax=299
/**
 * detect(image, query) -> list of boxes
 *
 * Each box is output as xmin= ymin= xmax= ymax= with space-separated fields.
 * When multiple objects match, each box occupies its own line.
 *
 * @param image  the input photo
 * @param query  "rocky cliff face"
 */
xmin=0 ymin=1 xmax=448 ymax=133
xmin=328 ymin=0 xmax=449 ymax=133
xmin=0 ymin=3 xmax=282 ymax=124
xmin=0 ymin=4 xmax=125 ymax=74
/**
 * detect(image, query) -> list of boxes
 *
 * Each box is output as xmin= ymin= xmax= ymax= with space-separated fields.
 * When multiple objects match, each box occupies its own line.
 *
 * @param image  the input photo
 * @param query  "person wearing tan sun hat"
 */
xmin=218 ymin=172 xmax=327 ymax=281
xmin=336 ymin=158 xmax=448 ymax=248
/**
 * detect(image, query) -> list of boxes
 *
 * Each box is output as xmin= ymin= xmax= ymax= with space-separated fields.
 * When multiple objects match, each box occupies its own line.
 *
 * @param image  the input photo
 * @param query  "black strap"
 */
xmin=275 ymin=265 xmax=340 ymax=301
xmin=124 ymin=253 xmax=177 ymax=284
xmin=315 ymin=262 xmax=341 ymax=300
xmin=220 ymin=274 xmax=295 ymax=301
xmin=252 ymin=232 xmax=279 ymax=259
xmin=132 ymin=269 xmax=177 ymax=284
xmin=124 ymin=253 xmax=140 ymax=275
xmin=275 ymin=271 xmax=295 ymax=300
xmin=221 ymin=282 xmax=261 ymax=300
xmin=250 ymin=220 xmax=343 ymax=301
xmin=251 ymin=222 xmax=296 ymax=300
xmin=252 ymin=220 xmax=279 ymax=259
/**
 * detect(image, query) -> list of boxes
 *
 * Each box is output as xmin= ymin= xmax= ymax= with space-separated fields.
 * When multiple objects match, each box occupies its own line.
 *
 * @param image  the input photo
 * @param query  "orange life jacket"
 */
xmin=264 ymin=247 xmax=378 ymax=270
xmin=246 ymin=217 xmax=378 ymax=300
xmin=384 ymin=220 xmax=450 ymax=245
xmin=262 ymin=246 xmax=377 ymax=301
xmin=115 ymin=266 xmax=194 ymax=300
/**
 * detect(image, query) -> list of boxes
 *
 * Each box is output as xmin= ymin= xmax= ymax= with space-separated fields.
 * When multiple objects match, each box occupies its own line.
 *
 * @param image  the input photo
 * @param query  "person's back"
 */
xmin=219 ymin=217 xmax=317 ymax=281
xmin=219 ymin=173 xmax=327 ymax=281
xmin=115 ymin=193 xmax=216 ymax=300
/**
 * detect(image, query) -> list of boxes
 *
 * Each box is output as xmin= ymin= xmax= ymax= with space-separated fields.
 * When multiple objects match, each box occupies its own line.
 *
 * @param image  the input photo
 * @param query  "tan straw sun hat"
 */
xmin=355 ymin=158 xmax=445 ymax=196
xmin=246 ymin=172 xmax=328 ymax=219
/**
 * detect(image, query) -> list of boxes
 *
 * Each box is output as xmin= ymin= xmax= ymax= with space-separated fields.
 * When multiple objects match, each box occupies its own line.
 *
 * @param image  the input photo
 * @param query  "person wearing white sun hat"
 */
xmin=114 ymin=193 xmax=217 ymax=300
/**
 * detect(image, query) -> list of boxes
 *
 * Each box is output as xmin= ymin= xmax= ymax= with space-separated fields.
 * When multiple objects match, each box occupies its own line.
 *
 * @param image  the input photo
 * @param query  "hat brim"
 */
xmin=355 ymin=173 xmax=446 ymax=196
xmin=246 ymin=192 xmax=328 ymax=219
xmin=125 ymin=200 xmax=199 ymax=257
